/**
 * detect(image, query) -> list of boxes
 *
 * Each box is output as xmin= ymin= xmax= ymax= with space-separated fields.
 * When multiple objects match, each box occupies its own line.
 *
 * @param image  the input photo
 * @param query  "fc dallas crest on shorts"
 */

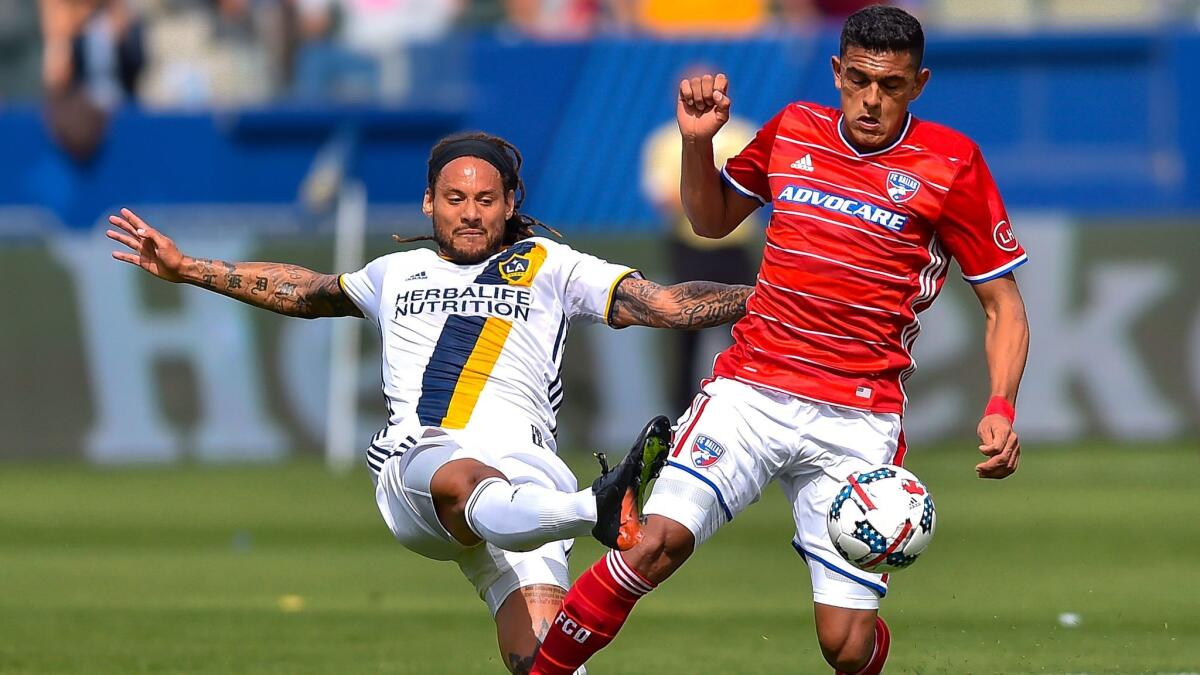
xmin=691 ymin=435 xmax=725 ymax=468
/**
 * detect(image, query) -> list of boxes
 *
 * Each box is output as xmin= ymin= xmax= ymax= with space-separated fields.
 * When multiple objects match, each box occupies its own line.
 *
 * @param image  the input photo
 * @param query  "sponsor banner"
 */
xmin=1 ymin=210 xmax=1197 ymax=462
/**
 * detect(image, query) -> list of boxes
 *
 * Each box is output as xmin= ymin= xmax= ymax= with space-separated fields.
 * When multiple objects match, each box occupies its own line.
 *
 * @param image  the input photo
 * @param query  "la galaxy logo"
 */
xmin=886 ymin=171 xmax=921 ymax=204
xmin=691 ymin=435 xmax=725 ymax=468
xmin=499 ymin=253 xmax=533 ymax=285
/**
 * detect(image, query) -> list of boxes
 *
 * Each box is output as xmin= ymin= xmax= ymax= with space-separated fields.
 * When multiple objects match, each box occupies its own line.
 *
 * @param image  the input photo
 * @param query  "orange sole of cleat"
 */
xmin=615 ymin=491 xmax=644 ymax=551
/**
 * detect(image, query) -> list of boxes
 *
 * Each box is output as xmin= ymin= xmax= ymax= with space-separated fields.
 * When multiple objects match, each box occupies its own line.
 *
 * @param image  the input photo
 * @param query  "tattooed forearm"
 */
xmin=610 ymin=277 xmax=752 ymax=329
xmin=179 ymin=257 xmax=362 ymax=319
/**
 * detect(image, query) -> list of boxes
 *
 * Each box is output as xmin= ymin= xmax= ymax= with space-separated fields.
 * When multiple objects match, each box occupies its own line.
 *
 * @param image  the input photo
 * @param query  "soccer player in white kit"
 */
xmin=106 ymin=131 xmax=752 ymax=674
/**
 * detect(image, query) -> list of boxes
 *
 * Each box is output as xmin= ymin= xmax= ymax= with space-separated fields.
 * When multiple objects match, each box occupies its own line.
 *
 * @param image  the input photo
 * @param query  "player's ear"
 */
xmin=831 ymin=55 xmax=843 ymax=89
xmin=911 ymin=67 xmax=931 ymax=101
xmin=505 ymin=189 xmax=515 ymax=220
xmin=422 ymin=189 xmax=434 ymax=218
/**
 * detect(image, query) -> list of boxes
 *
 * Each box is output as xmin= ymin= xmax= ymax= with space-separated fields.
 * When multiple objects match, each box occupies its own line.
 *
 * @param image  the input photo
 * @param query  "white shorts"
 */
xmin=370 ymin=423 xmax=577 ymax=616
xmin=643 ymin=378 xmax=905 ymax=610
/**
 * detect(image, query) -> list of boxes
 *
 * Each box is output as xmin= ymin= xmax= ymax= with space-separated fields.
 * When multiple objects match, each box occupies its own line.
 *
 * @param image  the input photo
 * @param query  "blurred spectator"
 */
xmin=293 ymin=0 xmax=463 ymax=102
xmin=0 ymin=0 xmax=42 ymax=100
xmin=641 ymin=108 xmax=761 ymax=411
xmin=615 ymin=0 xmax=768 ymax=34
xmin=39 ymin=0 xmax=145 ymax=161
xmin=777 ymin=0 xmax=892 ymax=24
xmin=138 ymin=0 xmax=286 ymax=108
xmin=503 ymin=0 xmax=601 ymax=39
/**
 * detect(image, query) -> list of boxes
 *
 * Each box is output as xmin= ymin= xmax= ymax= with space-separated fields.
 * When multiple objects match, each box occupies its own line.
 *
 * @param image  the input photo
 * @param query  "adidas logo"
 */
xmin=791 ymin=154 xmax=814 ymax=173
xmin=405 ymin=271 xmax=427 ymax=281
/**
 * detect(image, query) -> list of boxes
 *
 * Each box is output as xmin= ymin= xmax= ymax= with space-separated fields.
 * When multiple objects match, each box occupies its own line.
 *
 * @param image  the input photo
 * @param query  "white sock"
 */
xmin=464 ymin=478 xmax=597 ymax=552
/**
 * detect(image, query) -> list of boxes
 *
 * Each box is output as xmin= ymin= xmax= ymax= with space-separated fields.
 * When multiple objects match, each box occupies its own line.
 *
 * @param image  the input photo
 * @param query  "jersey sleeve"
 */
xmin=935 ymin=147 xmax=1028 ymax=284
xmin=338 ymin=255 xmax=389 ymax=323
xmin=558 ymin=244 xmax=641 ymax=325
xmin=721 ymin=107 xmax=785 ymax=206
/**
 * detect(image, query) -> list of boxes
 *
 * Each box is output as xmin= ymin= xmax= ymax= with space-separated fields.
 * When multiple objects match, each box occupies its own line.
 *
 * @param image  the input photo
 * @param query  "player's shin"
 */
xmin=835 ymin=616 xmax=890 ymax=675
xmin=530 ymin=551 xmax=655 ymax=675
xmin=465 ymin=478 xmax=598 ymax=552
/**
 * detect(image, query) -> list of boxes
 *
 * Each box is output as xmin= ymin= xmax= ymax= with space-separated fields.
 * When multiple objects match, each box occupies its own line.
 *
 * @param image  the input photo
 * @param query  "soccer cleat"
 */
xmin=590 ymin=415 xmax=673 ymax=551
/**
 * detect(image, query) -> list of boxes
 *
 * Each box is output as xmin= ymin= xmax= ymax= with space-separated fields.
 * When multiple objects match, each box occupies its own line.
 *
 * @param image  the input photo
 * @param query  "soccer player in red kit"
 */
xmin=533 ymin=6 xmax=1029 ymax=674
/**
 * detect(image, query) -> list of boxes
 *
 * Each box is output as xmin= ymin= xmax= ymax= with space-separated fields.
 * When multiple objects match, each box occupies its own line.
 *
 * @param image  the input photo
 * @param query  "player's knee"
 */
xmin=431 ymin=459 xmax=506 ymax=512
xmin=429 ymin=459 xmax=507 ymax=545
xmin=816 ymin=614 xmax=875 ymax=672
xmin=625 ymin=516 xmax=694 ymax=584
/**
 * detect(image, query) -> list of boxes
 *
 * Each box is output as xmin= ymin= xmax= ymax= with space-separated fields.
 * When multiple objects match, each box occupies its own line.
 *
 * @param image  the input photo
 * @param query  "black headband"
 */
xmin=427 ymin=139 xmax=517 ymax=192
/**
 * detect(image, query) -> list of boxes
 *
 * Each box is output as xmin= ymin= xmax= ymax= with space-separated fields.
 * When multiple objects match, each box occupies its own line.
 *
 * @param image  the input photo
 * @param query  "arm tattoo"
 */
xmin=179 ymin=257 xmax=362 ymax=319
xmin=610 ymin=277 xmax=752 ymax=329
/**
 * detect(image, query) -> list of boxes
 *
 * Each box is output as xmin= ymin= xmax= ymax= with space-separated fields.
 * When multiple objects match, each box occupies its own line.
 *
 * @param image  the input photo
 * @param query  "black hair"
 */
xmin=840 ymin=5 xmax=925 ymax=70
xmin=395 ymin=131 xmax=560 ymax=246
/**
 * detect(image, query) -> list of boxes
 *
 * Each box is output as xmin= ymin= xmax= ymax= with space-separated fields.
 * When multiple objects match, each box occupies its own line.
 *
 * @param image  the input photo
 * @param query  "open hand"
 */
xmin=107 ymin=208 xmax=186 ymax=283
xmin=677 ymin=73 xmax=731 ymax=142
xmin=976 ymin=414 xmax=1020 ymax=479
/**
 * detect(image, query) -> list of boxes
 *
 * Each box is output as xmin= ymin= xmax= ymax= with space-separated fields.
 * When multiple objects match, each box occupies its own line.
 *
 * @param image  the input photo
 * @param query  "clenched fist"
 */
xmin=678 ymin=73 xmax=731 ymax=142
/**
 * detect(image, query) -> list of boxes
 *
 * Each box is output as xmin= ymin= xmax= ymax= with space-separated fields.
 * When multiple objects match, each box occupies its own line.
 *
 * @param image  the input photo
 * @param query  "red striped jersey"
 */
xmin=717 ymin=101 xmax=1027 ymax=414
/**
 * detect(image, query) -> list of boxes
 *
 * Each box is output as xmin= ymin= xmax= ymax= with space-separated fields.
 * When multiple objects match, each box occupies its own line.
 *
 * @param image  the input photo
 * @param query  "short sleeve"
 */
xmin=559 ymin=245 xmax=640 ymax=325
xmin=721 ymin=107 xmax=785 ymax=206
xmin=935 ymin=147 xmax=1028 ymax=284
xmin=338 ymin=255 xmax=389 ymax=323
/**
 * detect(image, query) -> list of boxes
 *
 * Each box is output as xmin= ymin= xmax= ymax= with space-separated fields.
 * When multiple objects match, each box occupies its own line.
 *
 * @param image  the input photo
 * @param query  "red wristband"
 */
xmin=983 ymin=396 xmax=1015 ymax=423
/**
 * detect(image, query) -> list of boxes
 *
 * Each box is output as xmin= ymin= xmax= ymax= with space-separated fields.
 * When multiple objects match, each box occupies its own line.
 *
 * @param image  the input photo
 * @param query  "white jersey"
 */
xmin=339 ymin=237 xmax=637 ymax=474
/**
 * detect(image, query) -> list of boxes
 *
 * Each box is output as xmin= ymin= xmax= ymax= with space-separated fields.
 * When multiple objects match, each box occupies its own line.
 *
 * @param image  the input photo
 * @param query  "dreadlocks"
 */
xmin=394 ymin=132 xmax=561 ymax=246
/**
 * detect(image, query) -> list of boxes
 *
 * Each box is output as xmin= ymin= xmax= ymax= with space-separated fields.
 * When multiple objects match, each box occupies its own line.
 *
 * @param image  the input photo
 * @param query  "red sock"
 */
xmin=532 ymin=550 xmax=655 ymax=675
xmin=837 ymin=616 xmax=891 ymax=675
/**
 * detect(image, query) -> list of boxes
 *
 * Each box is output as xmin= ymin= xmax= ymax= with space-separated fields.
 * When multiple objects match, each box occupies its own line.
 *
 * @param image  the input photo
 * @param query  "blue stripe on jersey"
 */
xmin=791 ymin=541 xmax=888 ymax=597
xmin=551 ymin=312 xmax=567 ymax=363
xmin=413 ymin=243 xmax=538 ymax=426
xmin=415 ymin=314 xmax=488 ymax=426
xmin=664 ymin=460 xmax=734 ymax=522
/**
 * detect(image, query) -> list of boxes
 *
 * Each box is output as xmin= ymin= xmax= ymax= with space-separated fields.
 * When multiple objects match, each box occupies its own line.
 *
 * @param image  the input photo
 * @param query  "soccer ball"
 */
xmin=827 ymin=464 xmax=936 ymax=573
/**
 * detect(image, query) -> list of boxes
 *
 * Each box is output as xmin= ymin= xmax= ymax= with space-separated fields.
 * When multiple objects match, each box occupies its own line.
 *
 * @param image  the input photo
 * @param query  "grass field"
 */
xmin=1 ymin=443 xmax=1198 ymax=674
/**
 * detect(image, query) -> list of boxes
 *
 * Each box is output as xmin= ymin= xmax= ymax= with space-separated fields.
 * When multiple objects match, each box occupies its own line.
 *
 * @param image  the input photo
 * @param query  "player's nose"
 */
xmin=863 ymin=84 xmax=882 ymax=108
xmin=461 ymin=199 xmax=481 ymax=222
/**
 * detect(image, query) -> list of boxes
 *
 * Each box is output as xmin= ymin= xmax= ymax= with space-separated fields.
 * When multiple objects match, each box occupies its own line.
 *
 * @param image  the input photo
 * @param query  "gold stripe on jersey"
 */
xmin=440 ymin=317 xmax=515 ymax=428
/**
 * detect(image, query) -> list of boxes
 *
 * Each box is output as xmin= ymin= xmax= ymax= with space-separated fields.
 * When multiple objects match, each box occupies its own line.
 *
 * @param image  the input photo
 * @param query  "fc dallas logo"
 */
xmin=691 ymin=435 xmax=725 ymax=468
xmin=886 ymin=170 xmax=921 ymax=204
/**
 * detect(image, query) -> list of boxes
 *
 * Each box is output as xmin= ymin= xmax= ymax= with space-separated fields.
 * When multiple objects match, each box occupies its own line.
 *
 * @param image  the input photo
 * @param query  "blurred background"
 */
xmin=2 ymin=0 xmax=1198 ymax=464
xmin=2 ymin=2 xmax=1199 ymax=673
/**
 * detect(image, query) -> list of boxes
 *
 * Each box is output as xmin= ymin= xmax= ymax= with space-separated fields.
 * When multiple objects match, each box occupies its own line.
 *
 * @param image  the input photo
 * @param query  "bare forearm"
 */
xmin=680 ymin=138 xmax=731 ymax=238
xmin=178 ymin=256 xmax=360 ymax=318
xmin=983 ymin=299 xmax=1029 ymax=404
xmin=611 ymin=278 xmax=752 ymax=329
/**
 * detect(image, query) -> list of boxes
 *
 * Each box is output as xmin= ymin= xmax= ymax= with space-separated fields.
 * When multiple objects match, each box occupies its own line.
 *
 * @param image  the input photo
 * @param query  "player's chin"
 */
xmin=447 ymin=240 xmax=498 ymax=265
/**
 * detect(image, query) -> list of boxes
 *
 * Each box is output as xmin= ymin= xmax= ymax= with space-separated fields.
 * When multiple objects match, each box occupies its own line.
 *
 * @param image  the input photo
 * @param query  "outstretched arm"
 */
xmin=609 ymin=276 xmax=752 ymax=330
xmin=107 ymin=208 xmax=362 ymax=319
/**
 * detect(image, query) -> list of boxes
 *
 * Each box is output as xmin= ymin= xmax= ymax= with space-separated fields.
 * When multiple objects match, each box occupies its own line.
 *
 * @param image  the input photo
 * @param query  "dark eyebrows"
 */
xmin=438 ymin=186 xmax=501 ymax=198
xmin=845 ymin=65 xmax=908 ymax=86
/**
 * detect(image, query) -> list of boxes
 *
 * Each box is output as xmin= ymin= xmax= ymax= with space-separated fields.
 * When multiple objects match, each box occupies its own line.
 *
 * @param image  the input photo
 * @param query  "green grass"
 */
xmin=1 ymin=444 xmax=1198 ymax=674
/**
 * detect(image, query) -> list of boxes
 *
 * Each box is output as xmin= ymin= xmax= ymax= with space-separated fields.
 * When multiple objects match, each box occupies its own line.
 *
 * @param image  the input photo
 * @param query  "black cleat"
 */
xmin=591 ymin=415 xmax=673 ymax=550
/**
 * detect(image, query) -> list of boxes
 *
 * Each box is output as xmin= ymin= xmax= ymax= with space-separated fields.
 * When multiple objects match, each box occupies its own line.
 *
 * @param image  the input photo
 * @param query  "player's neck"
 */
xmin=838 ymin=116 xmax=907 ymax=155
